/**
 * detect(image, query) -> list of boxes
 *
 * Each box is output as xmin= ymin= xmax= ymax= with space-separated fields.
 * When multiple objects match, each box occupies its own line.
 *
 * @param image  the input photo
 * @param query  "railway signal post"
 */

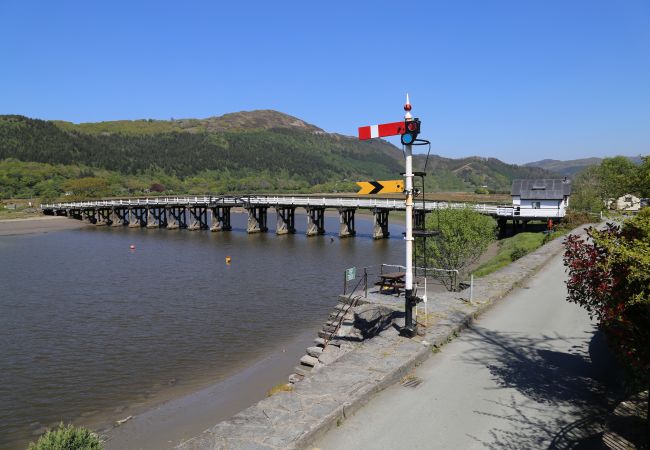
xmin=358 ymin=94 xmax=421 ymax=337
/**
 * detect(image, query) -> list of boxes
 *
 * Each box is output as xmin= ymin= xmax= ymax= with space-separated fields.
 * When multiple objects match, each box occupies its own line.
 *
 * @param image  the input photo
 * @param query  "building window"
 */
xmin=625 ymin=196 xmax=633 ymax=202
xmin=532 ymin=201 xmax=541 ymax=209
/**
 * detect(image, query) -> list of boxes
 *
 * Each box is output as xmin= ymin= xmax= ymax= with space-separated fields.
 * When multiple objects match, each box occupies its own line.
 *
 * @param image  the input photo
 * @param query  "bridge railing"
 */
xmin=40 ymin=195 xmax=500 ymax=215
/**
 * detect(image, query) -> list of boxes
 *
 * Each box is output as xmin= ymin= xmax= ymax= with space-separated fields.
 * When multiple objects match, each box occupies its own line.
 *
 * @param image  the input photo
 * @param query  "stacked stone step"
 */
xmin=288 ymin=298 xmax=358 ymax=384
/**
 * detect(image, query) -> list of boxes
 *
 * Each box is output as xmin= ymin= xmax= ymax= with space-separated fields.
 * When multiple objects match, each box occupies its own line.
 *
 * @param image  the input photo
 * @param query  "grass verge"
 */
xmin=473 ymin=231 xmax=564 ymax=277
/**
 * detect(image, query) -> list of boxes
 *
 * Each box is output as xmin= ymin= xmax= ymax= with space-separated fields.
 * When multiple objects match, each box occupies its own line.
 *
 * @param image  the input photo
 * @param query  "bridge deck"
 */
xmin=41 ymin=195 xmax=566 ymax=219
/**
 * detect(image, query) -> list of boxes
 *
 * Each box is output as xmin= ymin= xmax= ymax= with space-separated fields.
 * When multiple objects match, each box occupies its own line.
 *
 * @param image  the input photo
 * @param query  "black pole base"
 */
xmin=401 ymin=288 xmax=418 ymax=338
xmin=400 ymin=325 xmax=417 ymax=338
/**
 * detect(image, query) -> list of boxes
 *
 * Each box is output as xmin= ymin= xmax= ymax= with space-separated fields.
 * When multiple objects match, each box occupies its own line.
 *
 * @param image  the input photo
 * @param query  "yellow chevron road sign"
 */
xmin=356 ymin=180 xmax=404 ymax=195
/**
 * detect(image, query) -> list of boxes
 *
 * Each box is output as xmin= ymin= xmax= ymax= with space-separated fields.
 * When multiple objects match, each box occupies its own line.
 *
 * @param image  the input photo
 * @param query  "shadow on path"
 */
xmin=460 ymin=325 xmax=623 ymax=449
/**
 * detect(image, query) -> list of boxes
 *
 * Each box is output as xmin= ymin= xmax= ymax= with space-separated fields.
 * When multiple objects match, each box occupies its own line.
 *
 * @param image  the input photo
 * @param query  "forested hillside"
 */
xmin=0 ymin=111 xmax=556 ymax=201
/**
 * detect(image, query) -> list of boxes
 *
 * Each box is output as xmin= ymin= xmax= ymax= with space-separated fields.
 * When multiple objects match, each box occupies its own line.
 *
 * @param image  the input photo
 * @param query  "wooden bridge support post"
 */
xmin=70 ymin=209 xmax=83 ymax=220
xmin=95 ymin=208 xmax=111 ymax=226
xmin=127 ymin=208 xmax=137 ymax=227
xmin=146 ymin=207 xmax=157 ymax=229
xmin=275 ymin=206 xmax=296 ymax=235
xmin=210 ymin=206 xmax=232 ymax=232
xmin=153 ymin=207 xmax=167 ymax=228
xmin=372 ymin=208 xmax=390 ymax=240
xmin=111 ymin=208 xmax=123 ymax=227
xmin=338 ymin=207 xmax=356 ymax=238
xmin=305 ymin=207 xmax=325 ymax=236
xmin=246 ymin=206 xmax=268 ymax=233
xmin=166 ymin=206 xmax=186 ymax=229
xmin=127 ymin=207 xmax=147 ymax=228
xmin=188 ymin=206 xmax=209 ymax=231
xmin=83 ymin=209 xmax=97 ymax=224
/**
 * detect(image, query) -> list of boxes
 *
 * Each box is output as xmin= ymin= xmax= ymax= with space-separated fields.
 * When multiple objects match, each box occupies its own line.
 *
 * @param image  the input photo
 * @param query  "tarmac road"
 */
xmin=315 ymin=253 xmax=620 ymax=450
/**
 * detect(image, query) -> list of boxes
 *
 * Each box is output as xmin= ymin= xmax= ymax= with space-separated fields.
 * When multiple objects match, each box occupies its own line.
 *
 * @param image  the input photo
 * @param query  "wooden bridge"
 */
xmin=40 ymin=195 xmax=562 ymax=239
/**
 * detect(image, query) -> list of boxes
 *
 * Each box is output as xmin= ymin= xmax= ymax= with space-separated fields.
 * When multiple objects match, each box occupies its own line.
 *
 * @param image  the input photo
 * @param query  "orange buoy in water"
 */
xmin=130 ymin=245 xmax=136 ymax=250
xmin=225 ymin=256 xmax=231 ymax=264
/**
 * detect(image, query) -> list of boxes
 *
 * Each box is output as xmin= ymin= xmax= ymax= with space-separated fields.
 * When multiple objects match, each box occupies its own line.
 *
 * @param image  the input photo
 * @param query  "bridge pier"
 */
xmin=128 ymin=207 xmax=146 ymax=227
xmin=188 ymin=206 xmax=209 ymax=230
xmin=166 ymin=206 xmax=187 ymax=229
xmin=111 ymin=207 xmax=127 ymax=227
xmin=306 ymin=207 xmax=325 ymax=236
xmin=275 ymin=206 xmax=296 ymax=235
xmin=83 ymin=209 xmax=97 ymax=224
xmin=210 ymin=206 xmax=232 ymax=232
xmin=54 ymin=209 xmax=67 ymax=217
xmin=246 ymin=206 xmax=268 ymax=233
xmin=372 ymin=208 xmax=390 ymax=240
xmin=151 ymin=207 xmax=167 ymax=228
xmin=95 ymin=208 xmax=110 ymax=226
xmin=338 ymin=207 xmax=356 ymax=238
xmin=70 ymin=209 xmax=83 ymax=220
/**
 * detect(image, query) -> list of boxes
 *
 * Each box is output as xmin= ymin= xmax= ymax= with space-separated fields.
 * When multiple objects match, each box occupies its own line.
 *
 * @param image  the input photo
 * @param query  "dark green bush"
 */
xmin=28 ymin=423 xmax=103 ymax=450
xmin=510 ymin=246 xmax=528 ymax=261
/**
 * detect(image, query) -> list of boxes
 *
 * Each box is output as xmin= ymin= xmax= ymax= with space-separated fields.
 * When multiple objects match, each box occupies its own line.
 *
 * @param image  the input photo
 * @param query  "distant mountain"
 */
xmin=1 ymin=111 xmax=556 ymax=193
xmin=525 ymin=156 xmax=643 ymax=177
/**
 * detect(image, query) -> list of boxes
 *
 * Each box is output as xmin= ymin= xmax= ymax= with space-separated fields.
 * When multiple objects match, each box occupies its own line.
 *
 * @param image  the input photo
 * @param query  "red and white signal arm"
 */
xmin=358 ymin=121 xmax=406 ymax=140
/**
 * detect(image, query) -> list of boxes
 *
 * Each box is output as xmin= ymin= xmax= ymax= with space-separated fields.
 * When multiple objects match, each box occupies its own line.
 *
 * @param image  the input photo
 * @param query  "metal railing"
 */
xmin=380 ymin=264 xmax=460 ymax=291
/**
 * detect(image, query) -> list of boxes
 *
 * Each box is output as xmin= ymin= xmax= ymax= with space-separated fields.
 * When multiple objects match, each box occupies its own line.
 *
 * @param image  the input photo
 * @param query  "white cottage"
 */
xmin=510 ymin=179 xmax=571 ymax=219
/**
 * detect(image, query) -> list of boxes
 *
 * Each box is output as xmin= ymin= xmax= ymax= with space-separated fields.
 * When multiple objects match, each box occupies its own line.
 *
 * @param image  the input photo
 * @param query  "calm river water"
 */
xmin=0 ymin=211 xmax=404 ymax=449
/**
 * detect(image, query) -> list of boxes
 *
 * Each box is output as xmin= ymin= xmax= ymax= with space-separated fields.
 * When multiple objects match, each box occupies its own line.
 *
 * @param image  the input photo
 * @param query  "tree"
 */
xmin=564 ymin=210 xmax=650 ymax=441
xmin=420 ymin=208 xmax=497 ymax=288
xmin=570 ymin=165 xmax=604 ymax=212
xmin=61 ymin=177 xmax=110 ymax=199
xmin=599 ymin=156 xmax=638 ymax=200
xmin=638 ymin=155 xmax=650 ymax=198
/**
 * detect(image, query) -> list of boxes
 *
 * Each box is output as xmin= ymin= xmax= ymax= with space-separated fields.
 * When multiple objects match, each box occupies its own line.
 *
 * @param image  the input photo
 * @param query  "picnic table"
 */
xmin=377 ymin=271 xmax=406 ymax=293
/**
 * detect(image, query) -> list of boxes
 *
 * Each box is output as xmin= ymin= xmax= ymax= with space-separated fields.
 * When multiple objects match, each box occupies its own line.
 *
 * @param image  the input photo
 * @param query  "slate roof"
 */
xmin=511 ymin=179 xmax=571 ymax=200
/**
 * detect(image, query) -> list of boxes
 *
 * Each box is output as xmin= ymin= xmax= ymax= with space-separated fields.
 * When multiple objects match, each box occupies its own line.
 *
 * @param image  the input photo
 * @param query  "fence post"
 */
xmin=343 ymin=271 xmax=347 ymax=295
xmin=470 ymin=274 xmax=474 ymax=304
xmin=364 ymin=267 xmax=368 ymax=298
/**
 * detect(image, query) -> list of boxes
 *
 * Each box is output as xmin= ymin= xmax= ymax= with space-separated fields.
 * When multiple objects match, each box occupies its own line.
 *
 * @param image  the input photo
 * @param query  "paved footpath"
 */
xmin=315 ymin=253 xmax=620 ymax=450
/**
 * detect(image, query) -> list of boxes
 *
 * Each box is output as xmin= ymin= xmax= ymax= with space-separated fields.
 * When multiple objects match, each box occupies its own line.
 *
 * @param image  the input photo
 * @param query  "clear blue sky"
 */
xmin=1 ymin=0 xmax=648 ymax=164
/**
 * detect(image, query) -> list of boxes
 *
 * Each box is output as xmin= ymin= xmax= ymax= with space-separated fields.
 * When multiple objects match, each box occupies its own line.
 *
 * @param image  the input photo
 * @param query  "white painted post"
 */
xmin=470 ymin=274 xmax=474 ymax=304
xmin=423 ymin=278 xmax=428 ymax=327
xmin=404 ymin=94 xmax=416 ymax=335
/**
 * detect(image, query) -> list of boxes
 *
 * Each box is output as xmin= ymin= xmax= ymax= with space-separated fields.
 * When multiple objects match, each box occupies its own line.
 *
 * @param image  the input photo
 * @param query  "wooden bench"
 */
xmin=377 ymin=272 xmax=406 ymax=294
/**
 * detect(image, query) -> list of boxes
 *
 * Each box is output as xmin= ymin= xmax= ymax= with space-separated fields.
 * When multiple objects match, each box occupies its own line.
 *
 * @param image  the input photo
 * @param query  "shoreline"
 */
xmin=99 ymin=329 xmax=316 ymax=450
xmin=0 ymin=216 xmax=91 ymax=236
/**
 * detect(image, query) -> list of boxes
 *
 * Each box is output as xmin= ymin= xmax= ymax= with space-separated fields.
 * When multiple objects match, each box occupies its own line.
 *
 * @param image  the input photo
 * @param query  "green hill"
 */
xmin=0 ymin=111 xmax=555 ymax=200
xmin=525 ymin=156 xmax=643 ymax=177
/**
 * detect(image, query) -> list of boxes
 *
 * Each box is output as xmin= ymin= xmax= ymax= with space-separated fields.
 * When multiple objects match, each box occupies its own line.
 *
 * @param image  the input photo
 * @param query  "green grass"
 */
xmin=473 ymin=231 xmax=563 ymax=277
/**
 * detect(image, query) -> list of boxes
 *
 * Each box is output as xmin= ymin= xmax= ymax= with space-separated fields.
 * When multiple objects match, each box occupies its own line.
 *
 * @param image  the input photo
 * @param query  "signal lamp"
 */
xmin=401 ymin=118 xmax=420 ymax=145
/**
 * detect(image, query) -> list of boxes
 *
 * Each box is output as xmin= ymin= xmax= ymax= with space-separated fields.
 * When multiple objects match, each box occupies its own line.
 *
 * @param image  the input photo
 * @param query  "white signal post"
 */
xmin=357 ymin=94 xmax=421 ymax=336
xmin=403 ymin=94 xmax=416 ymax=336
